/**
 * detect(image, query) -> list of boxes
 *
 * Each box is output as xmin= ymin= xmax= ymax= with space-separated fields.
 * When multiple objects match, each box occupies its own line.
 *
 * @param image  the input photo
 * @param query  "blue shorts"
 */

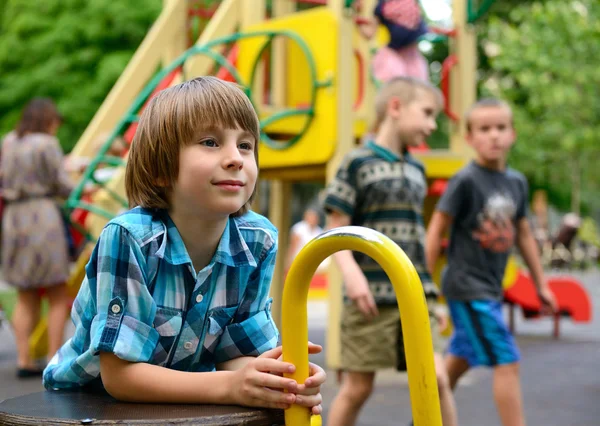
xmin=447 ymin=300 xmax=520 ymax=367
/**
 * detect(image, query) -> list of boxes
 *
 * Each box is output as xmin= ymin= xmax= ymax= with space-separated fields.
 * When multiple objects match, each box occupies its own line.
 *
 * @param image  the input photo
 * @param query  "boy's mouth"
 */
xmin=213 ymin=180 xmax=245 ymax=191
xmin=214 ymin=180 xmax=244 ymax=186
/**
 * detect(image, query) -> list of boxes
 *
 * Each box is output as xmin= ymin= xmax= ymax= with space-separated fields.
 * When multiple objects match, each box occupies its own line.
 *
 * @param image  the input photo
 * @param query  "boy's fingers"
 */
xmin=251 ymin=371 xmax=298 ymax=391
xmin=296 ymin=385 xmax=320 ymax=396
xmin=307 ymin=342 xmax=323 ymax=354
xmin=302 ymin=363 xmax=326 ymax=388
xmin=250 ymin=387 xmax=296 ymax=407
xmin=258 ymin=346 xmax=283 ymax=359
xmin=357 ymin=296 xmax=375 ymax=320
xmin=311 ymin=404 xmax=323 ymax=415
xmin=255 ymin=358 xmax=296 ymax=375
xmin=367 ymin=295 xmax=379 ymax=317
xmin=295 ymin=393 xmax=323 ymax=408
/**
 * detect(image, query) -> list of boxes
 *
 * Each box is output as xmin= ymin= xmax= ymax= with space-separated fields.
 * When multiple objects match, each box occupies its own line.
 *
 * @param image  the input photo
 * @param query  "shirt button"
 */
xmin=111 ymin=304 xmax=121 ymax=314
xmin=196 ymin=294 xmax=203 ymax=303
xmin=183 ymin=341 xmax=193 ymax=350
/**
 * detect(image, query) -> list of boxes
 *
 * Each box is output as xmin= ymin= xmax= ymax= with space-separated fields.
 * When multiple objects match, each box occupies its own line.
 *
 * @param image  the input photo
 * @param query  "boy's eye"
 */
xmin=200 ymin=138 xmax=217 ymax=147
xmin=239 ymin=141 xmax=253 ymax=151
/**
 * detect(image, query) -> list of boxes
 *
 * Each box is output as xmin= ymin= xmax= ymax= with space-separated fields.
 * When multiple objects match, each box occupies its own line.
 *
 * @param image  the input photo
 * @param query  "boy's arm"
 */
xmin=425 ymin=211 xmax=453 ymax=275
xmin=516 ymin=218 xmax=557 ymax=311
xmin=100 ymin=352 xmax=236 ymax=404
xmin=327 ymin=210 xmax=378 ymax=319
xmin=99 ymin=349 xmax=296 ymax=408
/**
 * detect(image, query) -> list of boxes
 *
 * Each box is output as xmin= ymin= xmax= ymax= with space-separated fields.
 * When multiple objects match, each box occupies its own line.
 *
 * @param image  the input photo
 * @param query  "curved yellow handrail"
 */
xmin=282 ymin=226 xmax=442 ymax=426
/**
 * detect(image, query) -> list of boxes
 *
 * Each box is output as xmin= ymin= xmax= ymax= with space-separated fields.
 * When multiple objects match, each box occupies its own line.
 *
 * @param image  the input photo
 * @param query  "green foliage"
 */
xmin=579 ymin=217 xmax=600 ymax=248
xmin=481 ymin=0 xmax=600 ymax=215
xmin=0 ymin=0 xmax=161 ymax=152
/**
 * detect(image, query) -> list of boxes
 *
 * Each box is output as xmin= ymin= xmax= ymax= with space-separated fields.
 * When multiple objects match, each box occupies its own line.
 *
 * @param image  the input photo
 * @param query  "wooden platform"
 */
xmin=0 ymin=390 xmax=284 ymax=425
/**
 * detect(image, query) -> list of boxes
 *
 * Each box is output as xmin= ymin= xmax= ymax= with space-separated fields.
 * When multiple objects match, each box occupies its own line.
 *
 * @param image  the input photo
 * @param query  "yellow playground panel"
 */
xmin=237 ymin=7 xmax=340 ymax=170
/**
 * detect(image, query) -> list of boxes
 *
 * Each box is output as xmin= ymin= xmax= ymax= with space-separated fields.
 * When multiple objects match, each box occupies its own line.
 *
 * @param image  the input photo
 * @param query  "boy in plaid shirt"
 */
xmin=44 ymin=77 xmax=325 ymax=413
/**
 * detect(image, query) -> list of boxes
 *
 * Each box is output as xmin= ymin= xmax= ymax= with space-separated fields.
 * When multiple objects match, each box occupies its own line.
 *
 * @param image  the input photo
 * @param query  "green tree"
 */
xmin=482 ymin=0 xmax=600 ymax=215
xmin=0 ymin=0 xmax=161 ymax=152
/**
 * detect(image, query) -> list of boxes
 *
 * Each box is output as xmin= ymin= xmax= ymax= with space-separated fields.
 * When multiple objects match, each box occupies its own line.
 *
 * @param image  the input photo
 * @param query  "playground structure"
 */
xmin=28 ymin=0 xmax=591 ymax=373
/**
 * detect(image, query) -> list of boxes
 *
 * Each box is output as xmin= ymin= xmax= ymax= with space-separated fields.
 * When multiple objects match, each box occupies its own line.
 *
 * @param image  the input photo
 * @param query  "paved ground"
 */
xmin=1 ymin=269 xmax=599 ymax=425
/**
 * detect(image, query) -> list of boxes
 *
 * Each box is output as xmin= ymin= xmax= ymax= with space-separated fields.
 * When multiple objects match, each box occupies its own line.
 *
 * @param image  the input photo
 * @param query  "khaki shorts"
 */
xmin=340 ymin=301 xmax=444 ymax=372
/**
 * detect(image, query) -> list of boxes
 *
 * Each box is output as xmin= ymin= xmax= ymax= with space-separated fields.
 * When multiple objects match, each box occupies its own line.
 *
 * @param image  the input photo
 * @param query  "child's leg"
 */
xmin=445 ymin=353 xmax=471 ymax=390
xmin=434 ymin=353 xmax=459 ymax=426
xmin=327 ymin=371 xmax=375 ymax=426
xmin=328 ymin=304 xmax=398 ymax=426
xmin=44 ymin=283 xmax=70 ymax=359
xmin=493 ymin=363 xmax=526 ymax=426
xmin=12 ymin=288 xmax=41 ymax=369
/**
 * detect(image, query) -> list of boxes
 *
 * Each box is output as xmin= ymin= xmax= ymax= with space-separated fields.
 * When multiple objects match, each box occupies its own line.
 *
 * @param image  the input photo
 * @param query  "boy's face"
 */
xmin=391 ymin=90 xmax=440 ymax=147
xmin=170 ymin=126 xmax=258 ymax=218
xmin=467 ymin=106 xmax=516 ymax=163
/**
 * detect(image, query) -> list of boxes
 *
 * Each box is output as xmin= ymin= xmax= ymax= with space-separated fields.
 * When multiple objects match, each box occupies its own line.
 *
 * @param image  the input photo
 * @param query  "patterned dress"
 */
xmin=1 ymin=131 xmax=74 ymax=289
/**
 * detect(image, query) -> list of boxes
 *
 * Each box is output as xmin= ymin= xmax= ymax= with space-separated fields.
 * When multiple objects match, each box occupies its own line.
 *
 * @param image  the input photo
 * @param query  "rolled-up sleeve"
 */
xmin=89 ymin=224 xmax=159 ymax=363
xmin=213 ymin=243 xmax=279 ymax=363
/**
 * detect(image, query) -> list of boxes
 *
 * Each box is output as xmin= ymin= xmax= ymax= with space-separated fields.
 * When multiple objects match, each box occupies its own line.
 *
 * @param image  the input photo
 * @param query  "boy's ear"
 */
xmin=509 ymin=128 xmax=517 ymax=145
xmin=465 ymin=128 xmax=474 ymax=146
xmin=387 ymin=96 xmax=402 ymax=118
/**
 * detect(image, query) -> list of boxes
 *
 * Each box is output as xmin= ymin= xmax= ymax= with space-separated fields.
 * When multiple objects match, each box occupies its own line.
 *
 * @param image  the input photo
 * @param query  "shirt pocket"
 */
xmin=203 ymin=306 xmax=238 ymax=352
xmin=152 ymin=306 xmax=183 ymax=366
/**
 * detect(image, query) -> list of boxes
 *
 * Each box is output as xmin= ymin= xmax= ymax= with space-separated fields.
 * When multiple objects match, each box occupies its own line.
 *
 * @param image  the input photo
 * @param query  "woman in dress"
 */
xmin=1 ymin=98 xmax=75 ymax=377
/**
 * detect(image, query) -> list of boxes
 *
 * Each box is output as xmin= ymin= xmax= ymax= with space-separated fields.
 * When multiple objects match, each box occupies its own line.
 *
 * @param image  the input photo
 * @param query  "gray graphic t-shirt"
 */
xmin=436 ymin=162 xmax=528 ymax=301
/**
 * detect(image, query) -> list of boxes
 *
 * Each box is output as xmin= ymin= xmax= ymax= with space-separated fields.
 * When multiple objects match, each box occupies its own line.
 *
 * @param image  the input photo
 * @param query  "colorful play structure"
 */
xmin=27 ymin=0 xmax=591 ymax=394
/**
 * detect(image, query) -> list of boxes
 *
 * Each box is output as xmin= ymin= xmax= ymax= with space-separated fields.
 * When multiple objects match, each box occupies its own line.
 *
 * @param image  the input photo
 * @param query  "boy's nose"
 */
xmin=223 ymin=147 xmax=244 ymax=170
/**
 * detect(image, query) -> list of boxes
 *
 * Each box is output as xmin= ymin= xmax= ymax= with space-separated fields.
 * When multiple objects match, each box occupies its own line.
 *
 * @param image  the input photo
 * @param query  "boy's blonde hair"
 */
xmin=373 ymin=77 xmax=443 ymax=132
xmin=465 ymin=98 xmax=513 ymax=132
xmin=125 ymin=77 xmax=260 ymax=216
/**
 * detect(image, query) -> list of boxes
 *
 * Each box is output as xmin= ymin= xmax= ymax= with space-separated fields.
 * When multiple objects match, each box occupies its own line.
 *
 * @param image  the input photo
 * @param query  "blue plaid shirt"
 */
xmin=44 ymin=207 xmax=279 ymax=390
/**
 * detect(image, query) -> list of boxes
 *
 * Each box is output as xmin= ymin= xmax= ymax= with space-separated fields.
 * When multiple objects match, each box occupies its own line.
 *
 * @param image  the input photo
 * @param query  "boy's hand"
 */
xmin=231 ymin=347 xmax=298 ymax=410
xmin=538 ymin=286 xmax=557 ymax=314
xmin=292 ymin=342 xmax=326 ymax=415
xmin=345 ymin=275 xmax=379 ymax=320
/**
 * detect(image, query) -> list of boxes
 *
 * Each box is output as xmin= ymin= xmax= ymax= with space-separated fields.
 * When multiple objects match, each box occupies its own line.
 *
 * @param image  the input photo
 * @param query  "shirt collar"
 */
xmin=155 ymin=212 xmax=256 ymax=268
xmin=366 ymin=140 xmax=412 ymax=163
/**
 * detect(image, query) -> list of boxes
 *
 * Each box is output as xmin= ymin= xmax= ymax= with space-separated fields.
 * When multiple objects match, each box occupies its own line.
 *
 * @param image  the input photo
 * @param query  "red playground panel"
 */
xmin=504 ymin=270 xmax=592 ymax=338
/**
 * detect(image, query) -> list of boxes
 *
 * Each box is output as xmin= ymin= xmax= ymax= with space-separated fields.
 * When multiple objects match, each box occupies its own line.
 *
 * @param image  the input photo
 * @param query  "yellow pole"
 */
xmin=282 ymin=227 xmax=442 ymax=426
xmin=267 ymin=0 xmax=295 ymax=329
xmin=325 ymin=0 xmax=355 ymax=371
xmin=449 ymin=0 xmax=476 ymax=157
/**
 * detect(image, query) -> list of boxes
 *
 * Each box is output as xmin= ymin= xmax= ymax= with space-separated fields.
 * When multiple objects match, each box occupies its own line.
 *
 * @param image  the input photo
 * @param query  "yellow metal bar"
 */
xmin=282 ymin=226 xmax=442 ymax=426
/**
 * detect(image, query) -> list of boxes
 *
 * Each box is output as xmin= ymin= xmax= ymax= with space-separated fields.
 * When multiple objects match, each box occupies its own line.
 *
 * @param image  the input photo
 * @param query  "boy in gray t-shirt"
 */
xmin=426 ymin=98 xmax=556 ymax=426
